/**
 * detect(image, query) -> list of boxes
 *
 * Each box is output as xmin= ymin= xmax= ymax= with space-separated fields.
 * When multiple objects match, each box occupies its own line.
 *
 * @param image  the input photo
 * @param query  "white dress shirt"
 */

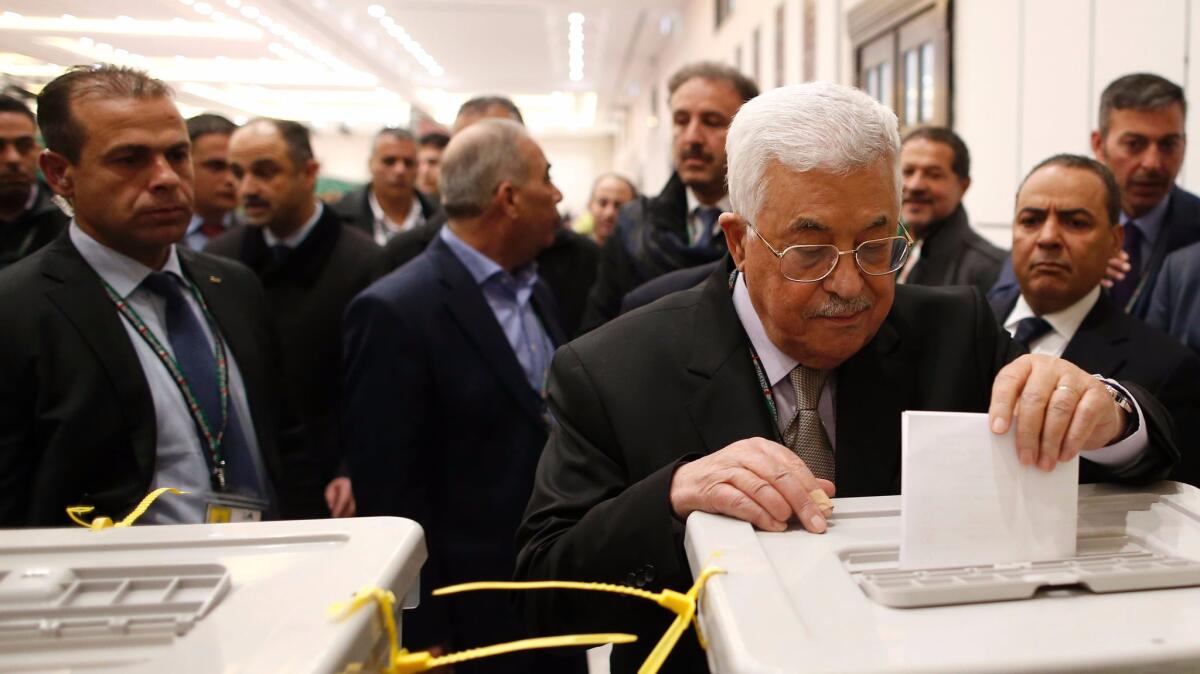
xmin=1001 ymin=287 xmax=1148 ymax=466
xmin=70 ymin=222 xmax=267 ymax=523
xmin=368 ymin=189 xmax=424 ymax=246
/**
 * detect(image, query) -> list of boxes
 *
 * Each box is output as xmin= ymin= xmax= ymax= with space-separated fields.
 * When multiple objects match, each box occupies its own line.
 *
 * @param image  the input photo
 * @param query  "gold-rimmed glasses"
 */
xmin=745 ymin=221 xmax=914 ymax=283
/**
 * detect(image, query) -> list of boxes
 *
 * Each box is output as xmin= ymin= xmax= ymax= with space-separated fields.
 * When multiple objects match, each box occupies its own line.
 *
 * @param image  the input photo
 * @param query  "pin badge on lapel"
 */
xmin=209 ymin=275 xmax=222 ymax=284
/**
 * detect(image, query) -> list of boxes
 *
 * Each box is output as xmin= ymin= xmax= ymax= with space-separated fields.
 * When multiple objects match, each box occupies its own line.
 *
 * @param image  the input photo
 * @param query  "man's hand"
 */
xmin=988 ymin=354 xmax=1127 ymax=471
xmin=1100 ymin=250 xmax=1132 ymax=288
xmin=324 ymin=477 xmax=356 ymax=518
xmin=669 ymin=437 xmax=835 ymax=533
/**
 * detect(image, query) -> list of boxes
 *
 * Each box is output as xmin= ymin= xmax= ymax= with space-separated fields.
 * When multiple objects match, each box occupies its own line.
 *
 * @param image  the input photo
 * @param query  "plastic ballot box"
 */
xmin=684 ymin=482 xmax=1200 ymax=673
xmin=0 ymin=517 xmax=425 ymax=673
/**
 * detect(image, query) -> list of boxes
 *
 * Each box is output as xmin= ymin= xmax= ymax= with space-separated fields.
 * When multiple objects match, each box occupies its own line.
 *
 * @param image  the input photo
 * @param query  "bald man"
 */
xmin=206 ymin=118 xmax=382 ymax=521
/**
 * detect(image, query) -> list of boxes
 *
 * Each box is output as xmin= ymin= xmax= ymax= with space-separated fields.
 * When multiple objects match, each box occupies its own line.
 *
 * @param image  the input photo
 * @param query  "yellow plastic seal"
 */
xmin=329 ymin=585 xmax=635 ymax=674
xmin=66 ymin=487 xmax=187 ymax=530
xmin=434 ymin=565 xmax=726 ymax=674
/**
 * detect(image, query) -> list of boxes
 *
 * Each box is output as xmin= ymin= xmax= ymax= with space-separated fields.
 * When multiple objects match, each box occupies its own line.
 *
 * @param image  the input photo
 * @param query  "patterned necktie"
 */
xmin=693 ymin=207 xmax=722 ymax=248
xmin=783 ymin=365 xmax=835 ymax=481
xmin=140 ymin=271 xmax=259 ymax=494
xmin=1012 ymin=315 xmax=1053 ymax=350
xmin=1109 ymin=220 xmax=1142 ymax=310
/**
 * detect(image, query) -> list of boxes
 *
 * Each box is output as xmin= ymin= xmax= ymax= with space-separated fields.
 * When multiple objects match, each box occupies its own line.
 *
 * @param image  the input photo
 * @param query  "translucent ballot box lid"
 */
xmin=684 ymin=482 xmax=1200 ymax=674
xmin=0 ymin=517 xmax=425 ymax=673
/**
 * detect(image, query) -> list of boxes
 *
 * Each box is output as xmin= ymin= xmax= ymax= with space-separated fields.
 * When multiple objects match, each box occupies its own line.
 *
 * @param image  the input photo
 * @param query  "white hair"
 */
xmin=726 ymin=82 xmax=901 ymax=223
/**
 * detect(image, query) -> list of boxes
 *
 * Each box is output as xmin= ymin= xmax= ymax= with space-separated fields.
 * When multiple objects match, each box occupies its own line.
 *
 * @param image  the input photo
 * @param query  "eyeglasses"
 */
xmin=746 ymin=222 xmax=914 ymax=283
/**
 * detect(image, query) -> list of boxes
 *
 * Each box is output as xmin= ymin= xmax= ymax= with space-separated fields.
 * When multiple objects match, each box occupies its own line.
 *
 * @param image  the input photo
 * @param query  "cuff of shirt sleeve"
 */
xmin=1082 ymin=378 xmax=1148 ymax=468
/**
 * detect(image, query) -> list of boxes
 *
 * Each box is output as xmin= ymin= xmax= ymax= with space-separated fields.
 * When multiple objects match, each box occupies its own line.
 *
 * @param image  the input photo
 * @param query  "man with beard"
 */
xmin=992 ymin=73 xmax=1200 ymax=319
xmin=579 ymin=61 xmax=759 ymax=332
xmin=207 ymin=118 xmax=381 ymax=519
xmin=0 ymin=65 xmax=282 ymax=525
xmin=896 ymin=127 xmax=1004 ymax=294
xmin=0 ymin=95 xmax=68 ymax=271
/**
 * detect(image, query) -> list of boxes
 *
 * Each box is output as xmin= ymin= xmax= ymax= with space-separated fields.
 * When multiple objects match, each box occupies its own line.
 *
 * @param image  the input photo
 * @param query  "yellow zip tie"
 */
xmin=434 ymin=565 xmax=726 ymax=674
xmin=66 ymin=487 xmax=187 ymax=531
xmin=328 ymin=585 xmax=634 ymax=674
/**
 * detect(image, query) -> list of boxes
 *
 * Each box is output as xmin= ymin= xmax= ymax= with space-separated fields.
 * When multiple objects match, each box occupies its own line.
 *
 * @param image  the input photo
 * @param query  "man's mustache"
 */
xmin=242 ymin=196 xmax=270 ymax=209
xmin=806 ymin=294 xmax=873 ymax=318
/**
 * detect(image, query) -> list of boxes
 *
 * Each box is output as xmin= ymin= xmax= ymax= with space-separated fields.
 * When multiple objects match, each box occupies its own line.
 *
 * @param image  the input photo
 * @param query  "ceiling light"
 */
xmin=193 ymin=3 xmax=213 ymax=16
xmin=3 ymin=14 xmax=262 ymax=39
xmin=62 ymin=14 xmax=76 ymax=20
xmin=369 ymin=6 xmax=443 ymax=78
xmin=367 ymin=5 xmax=386 ymax=18
xmin=240 ymin=5 xmax=259 ymax=18
xmin=225 ymin=0 xmax=242 ymax=7
xmin=568 ymin=12 xmax=585 ymax=25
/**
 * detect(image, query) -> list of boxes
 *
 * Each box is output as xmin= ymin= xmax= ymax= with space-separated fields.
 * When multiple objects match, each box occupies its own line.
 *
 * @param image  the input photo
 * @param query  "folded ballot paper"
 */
xmin=900 ymin=411 xmax=1078 ymax=570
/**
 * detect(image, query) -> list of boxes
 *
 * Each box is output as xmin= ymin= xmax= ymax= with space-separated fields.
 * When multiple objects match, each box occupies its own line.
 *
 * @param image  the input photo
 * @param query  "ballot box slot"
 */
xmin=845 ymin=534 xmax=1200 ymax=608
xmin=0 ymin=564 xmax=230 ymax=647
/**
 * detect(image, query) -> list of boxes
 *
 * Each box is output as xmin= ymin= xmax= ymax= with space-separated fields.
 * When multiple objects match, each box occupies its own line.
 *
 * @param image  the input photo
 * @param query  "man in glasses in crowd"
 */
xmin=515 ymin=82 xmax=1180 ymax=674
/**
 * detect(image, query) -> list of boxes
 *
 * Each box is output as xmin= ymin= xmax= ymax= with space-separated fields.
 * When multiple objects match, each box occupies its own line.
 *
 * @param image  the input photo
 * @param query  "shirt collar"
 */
xmin=685 ymin=188 xmax=731 ymax=215
xmin=732 ymin=271 xmax=798 ymax=387
xmin=439 ymin=225 xmax=540 ymax=294
xmin=69 ymin=220 xmax=184 ymax=299
xmin=369 ymin=188 xmax=423 ymax=233
xmin=263 ymin=201 xmax=323 ymax=248
xmin=1119 ymin=191 xmax=1171 ymax=244
xmin=185 ymin=210 xmax=233 ymax=236
xmin=1004 ymin=285 xmax=1101 ymax=343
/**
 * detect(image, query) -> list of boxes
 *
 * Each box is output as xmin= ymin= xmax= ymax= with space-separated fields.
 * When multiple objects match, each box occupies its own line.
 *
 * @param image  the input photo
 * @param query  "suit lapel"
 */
xmin=531 ymin=281 xmax=567 ymax=347
xmin=683 ymin=271 xmax=777 ymax=453
xmin=41 ymin=236 xmax=158 ymax=481
xmin=432 ymin=239 xmax=549 ymax=427
xmin=834 ymin=319 xmax=914 ymax=497
xmin=1062 ymin=296 xmax=1129 ymax=378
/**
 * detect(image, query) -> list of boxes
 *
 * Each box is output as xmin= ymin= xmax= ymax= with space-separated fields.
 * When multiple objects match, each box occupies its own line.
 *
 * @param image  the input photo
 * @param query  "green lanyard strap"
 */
xmin=101 ymin=274 xmax=232 ymax=491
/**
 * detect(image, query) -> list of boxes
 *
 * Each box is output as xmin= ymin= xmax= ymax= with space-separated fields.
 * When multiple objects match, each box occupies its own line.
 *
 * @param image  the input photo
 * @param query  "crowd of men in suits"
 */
xmin=0 ymin=60 xmax=1198 ymax=673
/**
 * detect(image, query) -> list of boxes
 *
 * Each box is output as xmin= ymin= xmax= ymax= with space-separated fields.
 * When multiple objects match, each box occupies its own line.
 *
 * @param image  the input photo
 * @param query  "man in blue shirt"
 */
xmin=342 ymin=119 xmax=576 ymax=671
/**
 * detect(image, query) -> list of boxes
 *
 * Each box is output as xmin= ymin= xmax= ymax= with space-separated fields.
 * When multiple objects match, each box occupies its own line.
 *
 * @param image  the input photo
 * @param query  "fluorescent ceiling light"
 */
xmin=0 ymin=14 xmax=262 ymax=39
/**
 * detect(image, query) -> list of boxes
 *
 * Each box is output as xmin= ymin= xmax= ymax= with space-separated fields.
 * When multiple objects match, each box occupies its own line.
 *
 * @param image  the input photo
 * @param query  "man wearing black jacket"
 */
xmin=579 ymin=61 xmax=758 ymax=331
xmin=207 ymin=118 xmax=381 ymax=519
xmin=897 ymin=127 xmax=1005 ymax=294
xmin=333 ymin=127 xmax=442 ymax=246
xmin=0 ymin=95 xmax=68 ymax=271
xmin=517 ymin=83 xmax=1179 ymax=674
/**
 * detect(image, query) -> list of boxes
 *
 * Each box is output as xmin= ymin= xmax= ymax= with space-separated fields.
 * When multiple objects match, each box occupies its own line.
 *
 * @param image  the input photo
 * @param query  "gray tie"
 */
xmin=783 ymin=365 xmax=835 ymax=481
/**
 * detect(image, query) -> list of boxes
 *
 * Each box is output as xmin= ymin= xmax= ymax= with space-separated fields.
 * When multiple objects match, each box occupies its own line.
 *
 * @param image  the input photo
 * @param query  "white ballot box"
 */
xmin=685 ymin=482 xmax=1200 ymax=673
xmin=0 ymin=517 xmax=425 ymax=673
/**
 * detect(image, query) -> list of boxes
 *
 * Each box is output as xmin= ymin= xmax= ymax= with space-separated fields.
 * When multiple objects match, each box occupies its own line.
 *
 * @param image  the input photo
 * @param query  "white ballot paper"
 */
xmin=900 ymin=411 xmax=1078 ymax=570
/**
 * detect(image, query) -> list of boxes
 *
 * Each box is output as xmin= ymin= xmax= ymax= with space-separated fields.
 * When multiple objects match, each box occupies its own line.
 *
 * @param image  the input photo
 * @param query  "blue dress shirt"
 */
xmin=439 ymin=225 xmax=555 ymax=394
xmin=70 ymin=222 xmax=269 ymax=523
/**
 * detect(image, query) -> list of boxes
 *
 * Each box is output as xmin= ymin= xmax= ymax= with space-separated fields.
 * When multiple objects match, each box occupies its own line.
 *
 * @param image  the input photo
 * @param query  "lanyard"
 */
xmin=102 ymin=275 xmax=232 ymax=491
xmin=728 ymin=269 xmax=783 ymax=436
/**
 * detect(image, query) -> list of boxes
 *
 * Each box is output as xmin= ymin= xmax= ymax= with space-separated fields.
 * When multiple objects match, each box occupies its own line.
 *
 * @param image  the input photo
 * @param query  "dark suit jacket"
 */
xmin=1148 ymin=240 xmax=1200 ymax=355
xmin=990 ymin=288 xmax=1200 ymax=486
xmin=331 ymin=184 xmax=443 ymax=243
xmin=206 ymin=207 xmax=382 ymax=518
xmin=989 ymin=186 xmax=1200 ymax=319
xmin=620 ymin=260 xmax=722 ymax=315
xmin=580 ymin=172 xmax=727 ymax=332
xmin=0 ymin=234 xmax=284 ymax=526
xmin=906 ymin=205 xmax=1006 ymax=294
xmin=0 ymin=182 xmax=68 ymax=273
xmin=342 ymin=236 xmax=579 ymax=672
xmin=380 ymin=217 xmax=598 ymax=337
xmin=516 ymin=267 xmax=1179 ymax=674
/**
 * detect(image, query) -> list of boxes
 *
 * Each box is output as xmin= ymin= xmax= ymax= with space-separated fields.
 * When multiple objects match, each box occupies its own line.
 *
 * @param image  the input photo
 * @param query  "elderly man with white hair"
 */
xmin=515 ymin=83 xmax=1180 ymax=673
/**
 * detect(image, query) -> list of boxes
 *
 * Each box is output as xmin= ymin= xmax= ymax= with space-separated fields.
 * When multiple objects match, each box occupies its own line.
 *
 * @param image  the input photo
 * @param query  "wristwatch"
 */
xmin=1093 ymin=374 xmax=1136 ymax=439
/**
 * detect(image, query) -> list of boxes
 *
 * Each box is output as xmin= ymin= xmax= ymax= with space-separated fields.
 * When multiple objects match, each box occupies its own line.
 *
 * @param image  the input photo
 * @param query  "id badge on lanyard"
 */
xmin=205 ymin=491 xmax=268 ymax=523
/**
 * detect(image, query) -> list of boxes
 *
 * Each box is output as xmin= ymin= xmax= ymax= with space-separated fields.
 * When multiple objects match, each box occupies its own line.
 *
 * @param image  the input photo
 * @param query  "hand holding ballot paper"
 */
xmin=669 ymin=353 xmax=1136 ymax=536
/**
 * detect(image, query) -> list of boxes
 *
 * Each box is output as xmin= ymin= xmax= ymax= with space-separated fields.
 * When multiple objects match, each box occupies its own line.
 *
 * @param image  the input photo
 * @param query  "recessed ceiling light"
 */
xmin=367 ymin=4 xmax=386 ymax=18
xmin=240 ymin=5 xmax=260 ymax=18
xmin=225 ymin=0 xmax=242 ymax=7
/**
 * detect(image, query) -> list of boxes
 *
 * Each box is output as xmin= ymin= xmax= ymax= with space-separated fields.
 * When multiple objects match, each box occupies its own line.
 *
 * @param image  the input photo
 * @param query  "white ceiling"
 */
xmin=0 ymin=0 xmax=685 ymax=134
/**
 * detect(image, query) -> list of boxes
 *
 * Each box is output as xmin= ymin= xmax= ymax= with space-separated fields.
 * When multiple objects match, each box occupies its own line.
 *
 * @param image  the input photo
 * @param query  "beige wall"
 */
xmin=611 ymin=0 xmax=1200 ymax=250
xmin=311 ymin=129 xmax=613 ymax=217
